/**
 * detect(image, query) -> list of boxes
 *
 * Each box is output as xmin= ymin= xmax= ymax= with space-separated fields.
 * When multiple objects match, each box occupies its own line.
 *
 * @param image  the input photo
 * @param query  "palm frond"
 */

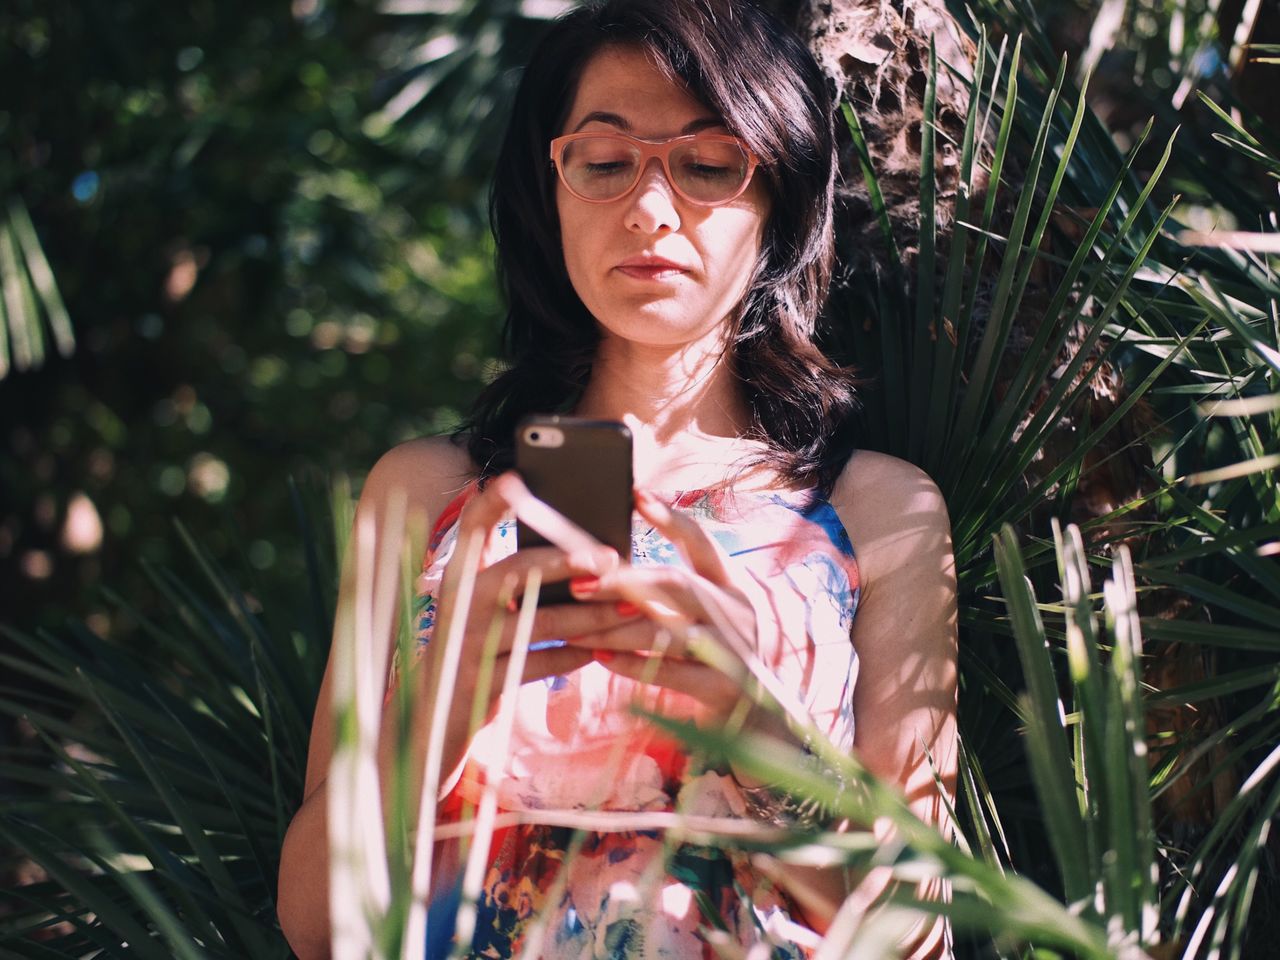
xmin=1 ymin=482 xmax=338 ymax=957
xmin=0 ymin=198 xmax=74 ymax=380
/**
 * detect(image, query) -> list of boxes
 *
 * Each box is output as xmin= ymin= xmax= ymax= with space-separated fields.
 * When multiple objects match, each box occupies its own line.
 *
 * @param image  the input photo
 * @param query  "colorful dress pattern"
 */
xmin=410 ymin=485 xmax=861 ymax=959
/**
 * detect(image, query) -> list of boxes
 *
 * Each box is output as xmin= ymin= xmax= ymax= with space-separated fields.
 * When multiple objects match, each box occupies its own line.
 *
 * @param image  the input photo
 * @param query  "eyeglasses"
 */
xmin=549 ymin=132 xmax=760 ymax=206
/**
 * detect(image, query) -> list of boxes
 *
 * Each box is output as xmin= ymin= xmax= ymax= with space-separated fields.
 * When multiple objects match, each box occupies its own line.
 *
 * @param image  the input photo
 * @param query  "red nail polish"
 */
xmin=569 ymin=575 xmax=600 ymax=598
xmin=616 ymin=601 xmax=641 ymax=617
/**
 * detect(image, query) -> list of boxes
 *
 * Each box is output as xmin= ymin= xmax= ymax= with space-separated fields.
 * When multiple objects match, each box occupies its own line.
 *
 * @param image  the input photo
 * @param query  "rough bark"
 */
xmin=794 ymin=0 xmax=976 ymax=279
xmin=761 ymin=0 xmax=976 ymax=280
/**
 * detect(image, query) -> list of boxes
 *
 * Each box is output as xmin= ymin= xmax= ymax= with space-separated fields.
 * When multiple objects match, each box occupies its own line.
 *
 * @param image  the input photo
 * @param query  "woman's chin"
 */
xmin=593 ymin=307 xmax=730 ymax=350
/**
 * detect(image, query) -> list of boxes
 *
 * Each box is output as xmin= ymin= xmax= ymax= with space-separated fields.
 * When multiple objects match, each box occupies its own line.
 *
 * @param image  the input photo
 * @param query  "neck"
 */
xmin=574 ymin=328 xmax=761 ymax=488
xmin=576 ymin=327 xmax=748 ymax=438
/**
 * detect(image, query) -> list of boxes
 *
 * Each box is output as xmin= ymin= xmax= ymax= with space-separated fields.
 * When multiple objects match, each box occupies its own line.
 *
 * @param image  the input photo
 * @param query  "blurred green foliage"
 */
xmin=0 ymin=0 xmax=502 ymax=641
xmin=2 ymin=0 xmax=1279 ymax=952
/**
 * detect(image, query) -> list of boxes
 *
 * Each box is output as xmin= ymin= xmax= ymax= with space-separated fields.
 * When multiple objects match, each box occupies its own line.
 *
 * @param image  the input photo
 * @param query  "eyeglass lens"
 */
xmin=559 ymin=137 xmax=750 ymax=203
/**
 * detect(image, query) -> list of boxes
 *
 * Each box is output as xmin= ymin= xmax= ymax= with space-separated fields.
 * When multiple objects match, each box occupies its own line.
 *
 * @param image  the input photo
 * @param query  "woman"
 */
xmin=278 ymin=0 xmax=957 ymax=957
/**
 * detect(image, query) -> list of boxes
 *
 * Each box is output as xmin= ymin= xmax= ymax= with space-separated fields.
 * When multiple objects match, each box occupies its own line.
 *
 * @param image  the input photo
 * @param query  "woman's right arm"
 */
xmin=277 ymin=449 xmax=626 ymax=960
xmin=276 ymin=438 xmax=471 ymax=960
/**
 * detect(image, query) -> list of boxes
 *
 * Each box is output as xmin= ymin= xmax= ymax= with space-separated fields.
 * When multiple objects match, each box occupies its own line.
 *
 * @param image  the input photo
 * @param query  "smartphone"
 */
xmin=515 ymin=415 xmax=633 ymax=605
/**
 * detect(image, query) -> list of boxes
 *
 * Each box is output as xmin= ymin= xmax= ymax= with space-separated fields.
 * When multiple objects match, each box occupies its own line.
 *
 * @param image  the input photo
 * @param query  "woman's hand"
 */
xmin=559 ymin=487 xmax=792 ymax=741
xmin=417 ymin=470 xmax=637 ymax=725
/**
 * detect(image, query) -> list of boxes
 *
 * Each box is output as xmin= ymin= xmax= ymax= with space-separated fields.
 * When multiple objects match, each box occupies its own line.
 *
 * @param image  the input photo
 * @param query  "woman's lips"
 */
xmin=614 ymin=259 xmax=689 ymax=281
xmin=615 ymin=265 xmax=686 ymax=280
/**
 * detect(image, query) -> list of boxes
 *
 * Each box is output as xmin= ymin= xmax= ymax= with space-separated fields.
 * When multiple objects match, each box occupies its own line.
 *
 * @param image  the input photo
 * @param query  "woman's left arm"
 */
xmin=837 ymin=451 xmax=957 ymax=831
xmin=830 ymin=450 xmax=959 ymax=956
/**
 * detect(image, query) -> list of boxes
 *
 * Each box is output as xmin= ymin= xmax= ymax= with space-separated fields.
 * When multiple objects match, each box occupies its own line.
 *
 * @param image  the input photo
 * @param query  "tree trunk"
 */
xmin=769 ymin=0 xmax=977 ymax=281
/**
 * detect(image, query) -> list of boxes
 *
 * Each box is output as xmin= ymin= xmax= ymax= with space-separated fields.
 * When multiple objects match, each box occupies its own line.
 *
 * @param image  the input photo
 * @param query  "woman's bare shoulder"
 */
xmin=829 ymin=450 xmax=948 ymax=522
xmin=360 ymin=435 xmax=477 ymax=523
xmin=827 ymin=450 xmax=952 ymax=577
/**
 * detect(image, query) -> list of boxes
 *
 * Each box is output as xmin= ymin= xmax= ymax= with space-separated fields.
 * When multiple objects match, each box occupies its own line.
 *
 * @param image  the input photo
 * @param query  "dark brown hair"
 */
xmin=464 ymin=0 xmax=859 ymax=490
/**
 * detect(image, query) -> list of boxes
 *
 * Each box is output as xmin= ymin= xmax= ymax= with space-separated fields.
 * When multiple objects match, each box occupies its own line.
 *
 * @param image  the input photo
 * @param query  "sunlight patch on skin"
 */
xmin=660 ymin=882 xmax=693 ymax=918
xmin=610 ymin=880 xmax=641 ymax=905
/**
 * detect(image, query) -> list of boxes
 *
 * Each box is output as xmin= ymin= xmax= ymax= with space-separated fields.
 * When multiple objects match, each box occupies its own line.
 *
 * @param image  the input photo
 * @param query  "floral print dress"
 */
xmin=409 ymin=485 xmax=861 ymax=960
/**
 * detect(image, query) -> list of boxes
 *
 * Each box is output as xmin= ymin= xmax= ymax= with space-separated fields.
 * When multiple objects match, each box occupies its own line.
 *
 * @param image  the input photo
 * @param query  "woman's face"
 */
xmin=555 ymin=46 xmax=771 ymax=350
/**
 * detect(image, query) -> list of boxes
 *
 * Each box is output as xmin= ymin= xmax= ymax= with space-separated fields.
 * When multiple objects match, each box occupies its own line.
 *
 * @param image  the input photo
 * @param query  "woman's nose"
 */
xmin=624 ymin=158 xmax=681 ymax=234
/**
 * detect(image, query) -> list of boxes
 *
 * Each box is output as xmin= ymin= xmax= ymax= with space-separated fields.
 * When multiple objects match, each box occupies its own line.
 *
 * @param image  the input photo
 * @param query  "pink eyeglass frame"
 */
xmin=549 ymin=132 xmax=761 ymax=206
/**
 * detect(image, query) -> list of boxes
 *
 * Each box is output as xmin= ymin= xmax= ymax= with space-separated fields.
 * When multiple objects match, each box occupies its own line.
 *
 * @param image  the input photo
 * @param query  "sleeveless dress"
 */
xmin=409 ymin=485 xmax=861 ymax=960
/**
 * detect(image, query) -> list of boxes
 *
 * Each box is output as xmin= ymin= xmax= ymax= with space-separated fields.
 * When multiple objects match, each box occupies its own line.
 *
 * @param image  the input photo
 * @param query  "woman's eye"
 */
xmin=682 ymin=162 xmax=733 ymax=181
xmin=585 ymin=161 xmax=633 ymax=175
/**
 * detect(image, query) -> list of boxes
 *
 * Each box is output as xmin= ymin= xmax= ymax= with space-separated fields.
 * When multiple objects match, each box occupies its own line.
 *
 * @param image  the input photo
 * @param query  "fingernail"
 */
xmin=616 ymin=601 xmax=641 ymax=617
xmin=506 ymin=596 xmax=518 ymax=613
xmin=569 ymin=575 xmax=600 ymax=598
xmin=594 ymin=649 xmax=614 ymax=664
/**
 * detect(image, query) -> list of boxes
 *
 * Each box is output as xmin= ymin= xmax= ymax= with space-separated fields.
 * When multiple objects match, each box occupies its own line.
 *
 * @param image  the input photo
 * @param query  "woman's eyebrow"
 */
xmin=571 ymin=111 xmax=728 ymax=134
